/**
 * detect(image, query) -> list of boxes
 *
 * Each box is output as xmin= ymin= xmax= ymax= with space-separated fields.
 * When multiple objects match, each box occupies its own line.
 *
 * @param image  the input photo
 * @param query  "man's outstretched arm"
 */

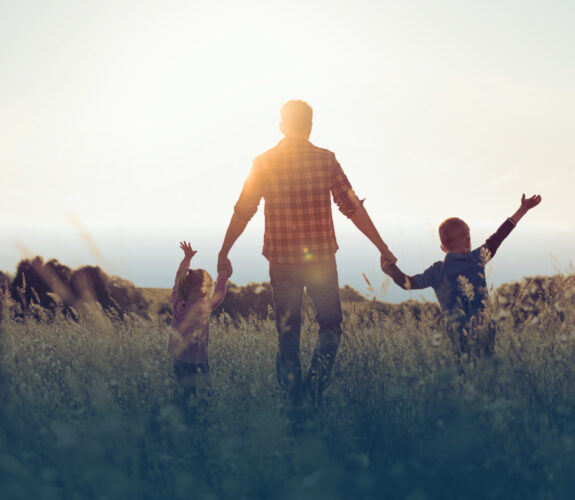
xmin=329 ymin=161 xmax=396 ymax=267
xmin=218 ymin=213 xmax=249 ymax=273
xmin=218 ymin=159 xmax=263 ymax=273
xmin=350 ymin=203 xmax=397 ymax=268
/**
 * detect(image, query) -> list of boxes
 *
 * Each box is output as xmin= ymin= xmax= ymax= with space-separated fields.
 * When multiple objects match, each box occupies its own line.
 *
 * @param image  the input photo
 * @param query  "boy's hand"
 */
xmin=180 ymin=241 xmax=197 ymax=259
xmin=520 ymin=193 xmax=542 ymax=211
xmin=510 ymin=193 xmax=542 ymax=224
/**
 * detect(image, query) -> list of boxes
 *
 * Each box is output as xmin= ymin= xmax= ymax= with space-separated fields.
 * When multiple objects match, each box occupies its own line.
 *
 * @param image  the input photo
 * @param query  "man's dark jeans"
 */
xmin=269 ymin=256 xmax=343 ymax=405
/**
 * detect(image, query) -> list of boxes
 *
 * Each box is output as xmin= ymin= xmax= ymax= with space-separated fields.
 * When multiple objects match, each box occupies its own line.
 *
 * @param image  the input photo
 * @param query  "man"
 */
xmin=218 ymin=100 xmax=396 ymax=405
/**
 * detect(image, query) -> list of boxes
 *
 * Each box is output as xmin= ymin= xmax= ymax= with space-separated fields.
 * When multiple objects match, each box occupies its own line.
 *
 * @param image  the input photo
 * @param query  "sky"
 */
xmin=0 ymin=0 xmax=573 ymax=302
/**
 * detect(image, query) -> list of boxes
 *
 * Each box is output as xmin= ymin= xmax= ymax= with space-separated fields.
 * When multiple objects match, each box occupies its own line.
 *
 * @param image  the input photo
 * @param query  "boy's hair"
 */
xmin=177 ymin=269 xmax=213 ymax=302
xmin=439 ymin=217 xmax=470 ymax=250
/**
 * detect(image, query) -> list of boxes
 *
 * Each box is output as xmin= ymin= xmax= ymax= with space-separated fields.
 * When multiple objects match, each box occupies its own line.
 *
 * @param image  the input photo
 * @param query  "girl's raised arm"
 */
xmin=174 ymin=241 xmax=197 ymax=289
xmin=210 ymin=272 xmax=229 ymax=309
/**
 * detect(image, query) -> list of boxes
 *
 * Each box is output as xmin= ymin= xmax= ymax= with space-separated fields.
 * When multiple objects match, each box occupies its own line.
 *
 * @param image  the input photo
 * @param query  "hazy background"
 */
xmin=1 ymin=0 xmax=573 ymax=302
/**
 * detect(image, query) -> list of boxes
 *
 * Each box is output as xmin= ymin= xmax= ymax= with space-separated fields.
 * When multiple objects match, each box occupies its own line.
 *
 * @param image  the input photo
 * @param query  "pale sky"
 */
xmin=1 ymin=0 xmax=573 ymax=294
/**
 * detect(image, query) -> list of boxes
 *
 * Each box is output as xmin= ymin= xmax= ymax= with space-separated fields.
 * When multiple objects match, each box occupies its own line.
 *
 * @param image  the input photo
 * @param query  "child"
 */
xmin=383 ymin=194 xmax=542 ymax=364
xmin=169 ymin=241 xmax=231 ymax=402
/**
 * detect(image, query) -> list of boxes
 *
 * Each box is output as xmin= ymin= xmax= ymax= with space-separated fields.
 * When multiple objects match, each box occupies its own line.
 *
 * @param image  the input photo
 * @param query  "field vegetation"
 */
xmin=1 ymin=266 xmax=575 ymax=499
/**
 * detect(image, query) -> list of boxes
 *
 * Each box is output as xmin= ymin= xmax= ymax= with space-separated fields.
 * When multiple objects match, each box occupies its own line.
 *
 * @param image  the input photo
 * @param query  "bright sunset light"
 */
xmin=1 ymin=0 xmax=573 ymax=298
xmin=3 ymin=4 xmax=575 ymax=494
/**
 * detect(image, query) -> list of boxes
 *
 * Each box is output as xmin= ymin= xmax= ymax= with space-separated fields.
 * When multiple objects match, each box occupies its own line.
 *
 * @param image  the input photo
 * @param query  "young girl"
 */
xmin=169 ymin=241 xmax=231 ymax=402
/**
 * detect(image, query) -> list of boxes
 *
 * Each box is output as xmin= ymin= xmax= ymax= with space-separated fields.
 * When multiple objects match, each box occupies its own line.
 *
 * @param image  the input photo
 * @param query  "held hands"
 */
xmin=520 ymin=193 xmax=542 ymax=211
xmin=179 ymin=241 xmax=197 ymax=260
xmin=380 ymin=246 xmax=397 ymax=272
xmin=217 ymin=253 xmax=233 ymax=277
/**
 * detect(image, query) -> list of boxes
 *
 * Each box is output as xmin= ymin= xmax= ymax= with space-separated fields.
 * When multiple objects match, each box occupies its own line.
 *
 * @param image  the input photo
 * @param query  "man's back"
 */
xmin=234 ymin=137 xmax=361 ymax=263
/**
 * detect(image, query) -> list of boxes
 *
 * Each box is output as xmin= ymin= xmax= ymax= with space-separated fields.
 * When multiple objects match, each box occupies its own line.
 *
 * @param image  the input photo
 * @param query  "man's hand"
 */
xmin=520 ymin=193 xmax=542 ymax=211
xmin=180 ymin=241 xmax=197 ymax=259
xmin=218 ymin=253 xmax=233 ymax=277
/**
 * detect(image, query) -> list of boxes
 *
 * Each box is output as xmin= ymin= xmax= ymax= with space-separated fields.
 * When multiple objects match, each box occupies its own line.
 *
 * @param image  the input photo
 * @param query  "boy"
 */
xmin=383 ymin=194 xmax=542 ymax=364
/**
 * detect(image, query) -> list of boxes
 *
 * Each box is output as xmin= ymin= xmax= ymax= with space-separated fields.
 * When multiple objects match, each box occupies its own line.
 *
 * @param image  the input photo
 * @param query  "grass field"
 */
xmin=1 ymin=276 xmax=575 ymax=500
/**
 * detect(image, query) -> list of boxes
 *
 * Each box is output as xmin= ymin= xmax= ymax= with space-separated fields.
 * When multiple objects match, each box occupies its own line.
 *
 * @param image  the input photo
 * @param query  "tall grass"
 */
xmin=1 ymin=286 xmax=575 ymax=500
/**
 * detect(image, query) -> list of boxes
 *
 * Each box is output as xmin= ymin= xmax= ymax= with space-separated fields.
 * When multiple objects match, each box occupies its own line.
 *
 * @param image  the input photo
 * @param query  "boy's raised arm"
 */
xmin=484 ymin=194 xmax=542 ymax=258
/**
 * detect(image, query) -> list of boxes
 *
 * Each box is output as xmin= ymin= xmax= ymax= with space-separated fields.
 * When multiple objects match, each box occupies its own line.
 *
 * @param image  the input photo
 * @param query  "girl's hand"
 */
xmin=180 ymin=241 xmax=197 ymax=259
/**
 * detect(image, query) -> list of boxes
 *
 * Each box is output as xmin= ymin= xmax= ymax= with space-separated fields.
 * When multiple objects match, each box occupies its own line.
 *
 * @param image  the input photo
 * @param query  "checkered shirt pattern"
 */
xmin=234 ymin=138 xmax=362 ymax=264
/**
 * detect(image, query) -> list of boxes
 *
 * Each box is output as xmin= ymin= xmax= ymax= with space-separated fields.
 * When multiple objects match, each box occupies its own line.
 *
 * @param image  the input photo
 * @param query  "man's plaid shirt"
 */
xmin=234 ymin=137 xmax=362 ymax=264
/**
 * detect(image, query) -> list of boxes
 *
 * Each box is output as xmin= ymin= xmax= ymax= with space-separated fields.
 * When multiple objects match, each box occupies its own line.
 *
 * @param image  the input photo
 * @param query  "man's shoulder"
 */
xmin=306 ymin=142 xmax=338 ymax=163
xmin=255 ymin=140 xmax=336 ymax=162
xmin=308 ymin=141 xmax=335 ymax=155
xmin=255 ymin=141 xmax=284 ymax=159
xmin=253 ymin=148 xmax=273 ymax=165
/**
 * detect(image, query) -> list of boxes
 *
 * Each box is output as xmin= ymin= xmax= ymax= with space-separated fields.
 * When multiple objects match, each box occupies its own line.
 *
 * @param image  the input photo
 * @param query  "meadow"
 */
xmin=1 ymin=273 xmax=575 ymax=500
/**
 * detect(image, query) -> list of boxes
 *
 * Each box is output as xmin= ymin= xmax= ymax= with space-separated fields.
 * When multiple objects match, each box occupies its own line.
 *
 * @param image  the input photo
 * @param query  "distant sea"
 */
xmin=1 ymin=222 xmax=572 ymax=304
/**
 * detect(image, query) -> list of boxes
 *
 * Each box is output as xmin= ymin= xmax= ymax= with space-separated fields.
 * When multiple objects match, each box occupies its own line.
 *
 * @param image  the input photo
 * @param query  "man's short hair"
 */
xmin=439 ymin=217 xmax=470 ymax=249
xmin=280 ymin=100 xmax=313 ymax=134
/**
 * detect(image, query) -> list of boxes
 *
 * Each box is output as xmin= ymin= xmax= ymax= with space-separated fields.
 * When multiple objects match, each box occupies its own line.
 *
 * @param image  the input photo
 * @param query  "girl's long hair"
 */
xmin=176 ymin=269 xmax=214 ymax=302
